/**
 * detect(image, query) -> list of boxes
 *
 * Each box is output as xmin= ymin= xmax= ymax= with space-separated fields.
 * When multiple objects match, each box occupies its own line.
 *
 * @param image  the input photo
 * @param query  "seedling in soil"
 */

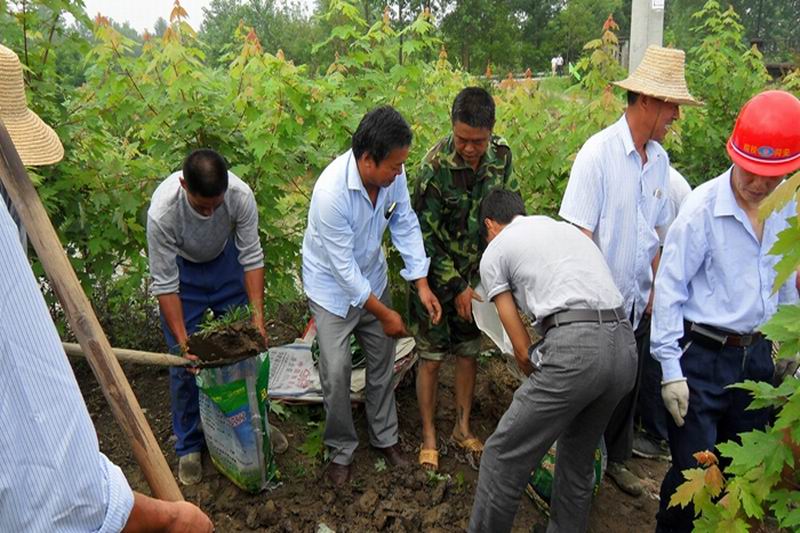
xmin=374 ymin=458 xmax=388 ymax=473
xmin=299 ymin=420 xmax=326 ymax=465
xmin=270 ymin=400 xmax=290 ymax=421
xmin=425 ymin=470 xmax=451 ymax=485
xmin=197 ymin=304 xmax=253 ymax=336
xmin=289 ymin=462 xmax=308 ymax=479
xmin=453 ymin=471 xmax=466 ymax=494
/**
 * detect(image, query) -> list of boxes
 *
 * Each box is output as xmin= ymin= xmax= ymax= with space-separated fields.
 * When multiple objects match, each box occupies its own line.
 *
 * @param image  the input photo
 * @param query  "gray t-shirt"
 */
xmin=480 ymin=215 xmax=623 ymax=321
xmin=146 ymin=171 xmax=264 ymax=296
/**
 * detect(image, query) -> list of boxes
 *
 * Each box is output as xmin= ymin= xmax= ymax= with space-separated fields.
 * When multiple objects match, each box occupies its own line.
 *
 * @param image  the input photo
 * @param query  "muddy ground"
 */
xmin=74 ymin=318 xmax=668 ymax=532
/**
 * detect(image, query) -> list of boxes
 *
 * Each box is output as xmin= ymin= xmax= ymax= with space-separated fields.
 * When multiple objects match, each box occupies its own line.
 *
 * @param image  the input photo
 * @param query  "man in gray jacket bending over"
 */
xmin=469 ymin=189 xmax=637 ymax=532
xmin=147 ymin=148 xmax=268 ymax=485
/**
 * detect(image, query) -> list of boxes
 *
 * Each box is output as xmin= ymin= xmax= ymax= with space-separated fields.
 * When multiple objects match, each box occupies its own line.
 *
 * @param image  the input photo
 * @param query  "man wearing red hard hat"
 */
xmin=650 ymin=90 xmax=800 ymax=532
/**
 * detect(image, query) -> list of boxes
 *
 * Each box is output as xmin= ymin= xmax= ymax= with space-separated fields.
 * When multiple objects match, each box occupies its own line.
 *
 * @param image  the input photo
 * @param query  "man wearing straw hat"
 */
xmin=559 ymin=45 xmax=701 ymax=496
xmin=0 ymin=42 xmax=212 ymax=532
xmin=652 ymin=90 xmax=800 ymax=532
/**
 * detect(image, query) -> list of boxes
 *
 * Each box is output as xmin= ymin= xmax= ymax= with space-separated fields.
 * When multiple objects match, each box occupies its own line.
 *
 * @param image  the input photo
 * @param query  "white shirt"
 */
xmin=0 ymin=201 xmax=134 ymax=531
xmin=559 ymin=114 xmax=671 ymax=327
xmin=302 ymin=149 xmax=430 ymax=318
xmin=651 ymin=169 xmax=799 ymax=381
xmin=656 ymin=166 xmax=693 ymax=243
xmin=480 ymin=216 xmax=623 ymax=320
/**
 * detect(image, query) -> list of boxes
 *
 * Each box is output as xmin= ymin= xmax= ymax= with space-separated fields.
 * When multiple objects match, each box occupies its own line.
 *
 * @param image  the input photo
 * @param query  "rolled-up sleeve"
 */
xmin=559 ymin=147 xmax=602 ymax=232
xmin=651 ymin=215 xmax=706 ymax=381
xmin=97 ymin=454 xmax=135 ymax=533
xmin=389 ymin=174 xmax=430 ymax=281
xmin=313 ymin=189 xmax=372 ymax=308
xmin=147 ymin=216 xmax=180 ymax=296
xmin=233 ymin=188 xmax=265 ymax=272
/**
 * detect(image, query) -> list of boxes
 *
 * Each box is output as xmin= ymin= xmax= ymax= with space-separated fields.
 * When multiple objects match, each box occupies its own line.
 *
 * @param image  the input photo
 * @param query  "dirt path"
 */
xmin=75 ymin=341 xmax=667 ymax=532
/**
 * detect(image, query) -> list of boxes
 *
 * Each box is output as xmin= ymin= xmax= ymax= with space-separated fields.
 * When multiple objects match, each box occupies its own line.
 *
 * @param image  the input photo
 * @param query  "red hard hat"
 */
xmin=726 ymin=90 xmax=800 ymax=177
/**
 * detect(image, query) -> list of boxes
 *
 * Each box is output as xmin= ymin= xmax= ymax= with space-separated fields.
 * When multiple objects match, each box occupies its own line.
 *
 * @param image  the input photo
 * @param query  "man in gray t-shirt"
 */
xmin=469 ymin=190 xmax=637 ymax=532
xmin=146 ymin=148 xmax=266 ymax=485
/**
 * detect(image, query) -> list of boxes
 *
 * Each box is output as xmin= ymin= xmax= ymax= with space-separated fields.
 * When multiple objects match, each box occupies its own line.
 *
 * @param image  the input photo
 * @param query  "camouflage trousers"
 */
xmin=409 ymin=290 xmax=482 ymax=361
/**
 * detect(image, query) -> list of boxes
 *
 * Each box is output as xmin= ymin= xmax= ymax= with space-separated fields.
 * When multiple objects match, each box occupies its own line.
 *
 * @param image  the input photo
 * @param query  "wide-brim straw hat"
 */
xmin=614 ymin=45 xmax=701 ymax=106
xmin=0 ymin=44 xmax=63 ymax=166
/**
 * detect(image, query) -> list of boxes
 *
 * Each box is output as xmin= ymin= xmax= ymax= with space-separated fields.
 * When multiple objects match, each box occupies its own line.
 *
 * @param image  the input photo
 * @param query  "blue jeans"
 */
xmin=160 ymin=238 xmax=248 ymax=457
xmin=656 ymin=334 xmax=773 ymax=532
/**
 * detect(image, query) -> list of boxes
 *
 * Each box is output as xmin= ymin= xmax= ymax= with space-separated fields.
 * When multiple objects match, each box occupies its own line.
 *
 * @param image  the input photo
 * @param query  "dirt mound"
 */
xmin=74 ymin=326 xmax=666 ymax=532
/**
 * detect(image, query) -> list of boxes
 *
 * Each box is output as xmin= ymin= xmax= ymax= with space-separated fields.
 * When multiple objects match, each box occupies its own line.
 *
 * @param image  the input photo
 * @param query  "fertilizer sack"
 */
xmin=196 ymin=353 xmax=277 ymax=492
xmin=526 ymin=439 xmax=607 ymax=513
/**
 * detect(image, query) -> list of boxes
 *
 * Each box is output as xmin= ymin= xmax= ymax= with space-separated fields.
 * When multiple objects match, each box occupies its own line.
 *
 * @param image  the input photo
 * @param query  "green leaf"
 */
xmin=759 ymin=171 xmax=800 ymax=221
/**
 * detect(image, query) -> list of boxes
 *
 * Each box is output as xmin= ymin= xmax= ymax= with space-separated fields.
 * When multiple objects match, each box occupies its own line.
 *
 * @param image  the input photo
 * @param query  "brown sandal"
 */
xmin=418 ymin=448 xmax=439 ymax=471
xmin=450 ymin=433 xmax=484 ymax=470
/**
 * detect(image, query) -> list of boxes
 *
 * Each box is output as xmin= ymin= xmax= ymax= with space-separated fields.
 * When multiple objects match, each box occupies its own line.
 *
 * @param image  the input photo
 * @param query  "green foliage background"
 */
xmin=0 ymin=0 xmax=797 ymax=325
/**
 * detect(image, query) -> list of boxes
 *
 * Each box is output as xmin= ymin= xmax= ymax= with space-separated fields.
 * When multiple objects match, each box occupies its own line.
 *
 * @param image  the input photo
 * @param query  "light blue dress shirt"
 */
xmin=651 ymin=168 xmax=799 ymax=381
xmin=0 ymin=202 xmax=134 ymax=531
xmin=302 ymin=149 xmax=431 ymax=318
xmin=560 ymin=115 xmax=671 ymax=328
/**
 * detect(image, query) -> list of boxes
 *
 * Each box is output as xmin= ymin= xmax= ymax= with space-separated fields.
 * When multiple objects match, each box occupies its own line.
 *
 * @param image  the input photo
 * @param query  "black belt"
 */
xmin=540 ymin=307 xmax=627 ymax=335
xmin=683 ymin=320 xmax=763 ymax=348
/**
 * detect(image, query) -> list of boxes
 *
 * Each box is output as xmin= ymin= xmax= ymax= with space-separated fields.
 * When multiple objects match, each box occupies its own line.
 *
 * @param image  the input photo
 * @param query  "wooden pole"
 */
xmin=63 ymin=342 xmax=191 ymax=367
xmin=0 ymin=123 xmax=183 ymax=502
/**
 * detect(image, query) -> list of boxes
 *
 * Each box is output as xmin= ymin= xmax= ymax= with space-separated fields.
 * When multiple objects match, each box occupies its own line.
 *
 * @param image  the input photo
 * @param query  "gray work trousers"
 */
xmin=309 ymin=290 xmax=398 ymax=465
xmin=469 ymin=320 xmax=637 ymax=533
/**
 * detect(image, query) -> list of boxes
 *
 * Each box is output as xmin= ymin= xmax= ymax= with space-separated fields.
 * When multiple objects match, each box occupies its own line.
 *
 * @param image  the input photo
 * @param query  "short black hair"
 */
xmin=451 ymin=87 xmax=496 ymax=130
xmin=351 ymin=106 xmax=413 ymax=166
xmin=479 ymin=188 xmax=526 ymax=241
xmin=182 ymin=149 xmax=229 ymax=197
xmin=627 ymin=90 xmax=639 ymax=106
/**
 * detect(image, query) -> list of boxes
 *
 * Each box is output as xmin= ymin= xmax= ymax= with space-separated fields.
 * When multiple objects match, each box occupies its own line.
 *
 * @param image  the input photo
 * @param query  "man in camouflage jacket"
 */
xmin=411 ymin=87 xmax=518 ymax=471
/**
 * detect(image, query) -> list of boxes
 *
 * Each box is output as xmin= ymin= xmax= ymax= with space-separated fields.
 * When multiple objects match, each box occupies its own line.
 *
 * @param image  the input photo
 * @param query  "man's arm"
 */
xmin=122 ymin=493 xmax=212 ymax=533
xmin=646 ymin=247 xmax=661 ymax=315
xmin=413 ymin=276 xmax=442 ymax=325
xmin=244 ymin=267 xmax=266 ymax=342
xmin=651 ymin=217 xmax=706 ymax=382
xmin=412 ymin=166 xmax=469 ymax=302
xmin=157 ymin=293 xmax=189 ymax=348
xmin=363 ymin=293 xmax=409 ymax=338
xmin=558 ymin=145 xmax=603 ymax=236
xmin=493 ymin=291 xmax=534 ymax=376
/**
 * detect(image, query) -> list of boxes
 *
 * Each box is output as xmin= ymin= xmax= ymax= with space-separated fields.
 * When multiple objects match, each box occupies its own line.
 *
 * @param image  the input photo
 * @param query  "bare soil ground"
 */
xmin=74 ymin=320 xmax=668 ymax=532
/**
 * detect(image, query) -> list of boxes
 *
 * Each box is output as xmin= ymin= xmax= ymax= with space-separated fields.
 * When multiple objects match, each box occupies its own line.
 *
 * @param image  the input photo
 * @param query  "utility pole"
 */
xmin=629 ymin=0 xmax=665 ymax=71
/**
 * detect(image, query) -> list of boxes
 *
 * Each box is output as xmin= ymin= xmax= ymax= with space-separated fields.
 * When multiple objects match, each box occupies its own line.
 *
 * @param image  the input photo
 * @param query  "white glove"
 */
xmin=662 ymin=378 xmax=689 ymax=427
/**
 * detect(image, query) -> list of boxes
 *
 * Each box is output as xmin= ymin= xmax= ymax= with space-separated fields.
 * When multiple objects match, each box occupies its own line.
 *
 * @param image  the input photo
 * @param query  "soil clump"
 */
xmin=187 ymin=320 xmax=267 ymax=365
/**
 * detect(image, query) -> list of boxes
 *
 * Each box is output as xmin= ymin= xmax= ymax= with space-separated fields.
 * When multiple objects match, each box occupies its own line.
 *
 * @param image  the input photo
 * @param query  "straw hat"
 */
xmin=0 ymin=44 xmax=63 ymax=165
xmin=614 ymin=45 xmax=701 ymax=106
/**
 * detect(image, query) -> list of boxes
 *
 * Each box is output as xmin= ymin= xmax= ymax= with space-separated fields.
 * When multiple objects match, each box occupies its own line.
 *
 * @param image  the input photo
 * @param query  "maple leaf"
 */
xmin=704 ymin=464 xmax=725 ymax=497
xmin=170 ymin=0 xmax=189 ymax=23
xmin=694 ymin=450 xmax=719 ymax=467
xmin=670 ymin=468 xmax=706 ymax=509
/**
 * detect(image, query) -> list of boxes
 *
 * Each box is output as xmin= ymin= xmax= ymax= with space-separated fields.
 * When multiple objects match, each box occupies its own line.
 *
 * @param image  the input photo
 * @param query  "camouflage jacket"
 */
xmin=412 ymin=134 xmax=517 ymax=303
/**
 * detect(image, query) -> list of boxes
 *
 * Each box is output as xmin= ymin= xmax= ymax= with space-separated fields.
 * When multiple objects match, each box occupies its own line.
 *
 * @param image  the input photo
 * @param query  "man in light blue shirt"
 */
xmin=0 ymin=43 xmax=212 ymax=531
xmin=559 ymin=46 xmax=700 ymax=494
xmin=302 ymin=106 xmax=441 ymax=486
xmin=651 ymin=90 xmax=800 ymax=532
xmin=0 ymin=185 xmax=214 ymax=533
xmin=0 ymin=174 xmax=212 ymax=533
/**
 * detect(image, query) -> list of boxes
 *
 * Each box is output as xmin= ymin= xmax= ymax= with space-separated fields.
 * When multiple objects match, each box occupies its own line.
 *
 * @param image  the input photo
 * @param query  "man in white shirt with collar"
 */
xmin=469 ymin=189 xmax=636 ymax=532
xmin=651 ymin=90 xmax=800 ymax=532
xmin=302 ymin=106 xmax=441 ymax=486
xmin=559 ymin=46 xmax=701 ymax=495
